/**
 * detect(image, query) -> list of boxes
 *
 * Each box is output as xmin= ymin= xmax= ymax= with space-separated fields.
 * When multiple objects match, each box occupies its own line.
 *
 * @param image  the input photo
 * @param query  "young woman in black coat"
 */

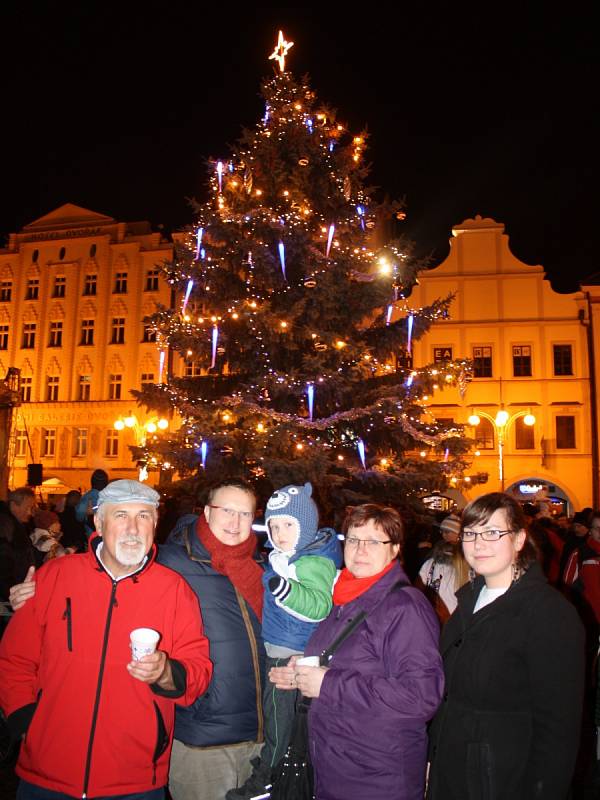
xmin=427 ymin=492 xmax=585 ymax=800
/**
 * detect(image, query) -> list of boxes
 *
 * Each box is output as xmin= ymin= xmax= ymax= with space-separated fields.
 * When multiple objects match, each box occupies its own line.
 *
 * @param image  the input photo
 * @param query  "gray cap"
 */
xmin=95 ymin=479 xmax=160 ymax=510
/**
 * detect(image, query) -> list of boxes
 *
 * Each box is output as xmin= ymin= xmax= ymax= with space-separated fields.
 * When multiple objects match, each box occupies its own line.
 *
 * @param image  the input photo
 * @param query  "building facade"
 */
xmin=0 ymin=204 xmax=173 ymax=498
xmin=407 ymin=215 xmax=594 ymax=513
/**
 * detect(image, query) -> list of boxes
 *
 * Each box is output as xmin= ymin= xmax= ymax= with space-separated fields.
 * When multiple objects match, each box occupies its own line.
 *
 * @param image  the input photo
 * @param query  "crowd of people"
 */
xmin=0 ymin=470 xmax=598 ymax=800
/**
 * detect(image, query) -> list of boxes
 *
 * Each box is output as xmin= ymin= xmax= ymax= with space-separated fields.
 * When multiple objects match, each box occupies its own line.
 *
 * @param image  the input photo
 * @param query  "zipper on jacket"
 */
xmin=63 ymin=597 xmax=72 ymax=651
xmin=236 ymin=589 xmax=264 ymax=743
xmin=82 ymin=581 xmax=118 ymax=798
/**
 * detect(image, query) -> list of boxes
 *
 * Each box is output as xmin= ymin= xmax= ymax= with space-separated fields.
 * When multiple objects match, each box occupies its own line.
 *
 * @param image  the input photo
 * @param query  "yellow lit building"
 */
xmin=0 ymin=204 xmax=173 ymax=498
xmin=408 ymin=215 xmax=594 ymax=513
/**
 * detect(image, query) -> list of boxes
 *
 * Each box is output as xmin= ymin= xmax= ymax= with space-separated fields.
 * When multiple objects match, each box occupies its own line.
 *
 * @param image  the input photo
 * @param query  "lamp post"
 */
xmin=468 ymin=408 xmax=535 ymax=491
xmin=113 ymin=413 xmax=169 ymax=481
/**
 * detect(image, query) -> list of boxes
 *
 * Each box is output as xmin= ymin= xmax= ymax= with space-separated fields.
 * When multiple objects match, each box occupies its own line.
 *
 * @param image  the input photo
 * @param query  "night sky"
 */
xmin=1 ymin=6 xmax=596 ymax=292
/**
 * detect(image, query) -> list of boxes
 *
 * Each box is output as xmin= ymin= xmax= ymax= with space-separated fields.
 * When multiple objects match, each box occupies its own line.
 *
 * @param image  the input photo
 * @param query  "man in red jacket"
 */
xmin=0 ymin=479 xmax=212 ymax=800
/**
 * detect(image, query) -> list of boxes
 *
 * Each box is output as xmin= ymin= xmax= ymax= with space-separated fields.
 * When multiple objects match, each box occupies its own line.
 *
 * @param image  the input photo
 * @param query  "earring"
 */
xmin=468 ymin=567 xmax=477 ymax=585
xmin=511 ymin=562 xmax=522 ymax=583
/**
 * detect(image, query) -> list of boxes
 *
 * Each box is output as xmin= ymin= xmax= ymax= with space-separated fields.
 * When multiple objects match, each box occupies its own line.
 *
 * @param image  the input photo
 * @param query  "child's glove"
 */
xmin=268 ymin=575 xmax=291 ymax=603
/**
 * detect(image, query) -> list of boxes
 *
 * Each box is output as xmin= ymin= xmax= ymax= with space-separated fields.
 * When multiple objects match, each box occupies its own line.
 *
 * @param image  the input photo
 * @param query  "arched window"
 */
xmin=475 ymin=418 xmax=494 ymax=450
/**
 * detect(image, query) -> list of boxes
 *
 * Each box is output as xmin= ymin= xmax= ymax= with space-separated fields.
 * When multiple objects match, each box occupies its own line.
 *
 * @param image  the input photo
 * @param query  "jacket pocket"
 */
xmin=152 ymin=701 xmax=169 ymax=764
xmin=466 ymin=742 xmax=493 ymax=800
xmin=62 ymin=597 xmax=72 ymax=651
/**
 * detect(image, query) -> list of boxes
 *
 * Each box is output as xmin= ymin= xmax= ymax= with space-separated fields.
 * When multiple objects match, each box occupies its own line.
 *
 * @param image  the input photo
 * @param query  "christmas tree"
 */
xmin=136 ymin=32 xmax=476 ymax=514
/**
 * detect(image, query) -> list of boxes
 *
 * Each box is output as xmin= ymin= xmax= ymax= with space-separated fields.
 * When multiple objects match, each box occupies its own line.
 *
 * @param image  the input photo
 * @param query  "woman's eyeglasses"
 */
xmin=344 ymin=537 xmax=392 ymax=549
xmin=459 ymin=529 xmax=514 ymax=543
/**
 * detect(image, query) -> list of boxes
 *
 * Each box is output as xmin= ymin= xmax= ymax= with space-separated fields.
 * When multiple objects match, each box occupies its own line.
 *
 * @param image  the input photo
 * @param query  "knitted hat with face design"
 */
xmin=265 ymin=482 xmax=319 ymax=553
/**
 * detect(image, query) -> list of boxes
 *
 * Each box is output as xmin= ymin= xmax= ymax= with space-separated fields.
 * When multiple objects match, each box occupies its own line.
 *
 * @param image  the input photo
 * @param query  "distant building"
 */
xmin=0 ymin=204 xmax=172 ymax=498
xmin=408 ymin=215 xmax=595 ymax=513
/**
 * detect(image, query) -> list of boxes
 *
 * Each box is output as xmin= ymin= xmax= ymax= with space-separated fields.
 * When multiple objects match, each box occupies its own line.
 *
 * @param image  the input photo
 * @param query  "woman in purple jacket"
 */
xmin=270 ymin=504 xmax=444 ymax=800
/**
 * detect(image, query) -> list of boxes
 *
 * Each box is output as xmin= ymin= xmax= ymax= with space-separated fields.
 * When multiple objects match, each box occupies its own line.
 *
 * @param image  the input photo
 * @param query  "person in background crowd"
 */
xmin=416 ymin=513 xmax=469 ymax=623
xmin=270 ymin=503 xmax=444 ymax=800
xmin=75 ymin=468 xmax=109 ymax=535
xmin=1 ymin=479 xmax=212 ymax=800
xmin=527 ymin=516 xmax=564 ymax=585
xmin=0 ymin=487 xmax=36 ymax=604
xmin=29 ymin=509 xmax=70 ymax=562
xmin=58 ymin=490 xmax=88 ymax=553
xmin=157 ymin=479 xmax=266 ymax=800
xmin=427 ymin=492 xmax=584 ymax=800
xmin=227 ymin=482 xmax=342 ymax=800
xmin=559 ymin=509 xmax=591 ymax=583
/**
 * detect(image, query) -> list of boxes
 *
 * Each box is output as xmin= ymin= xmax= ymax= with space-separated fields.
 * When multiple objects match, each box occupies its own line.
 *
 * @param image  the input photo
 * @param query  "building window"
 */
xmin=145 ymin=269 xmax=159 ymax=291
xmin=89 ymin=244 xmax=97 ymax=258
xmin=474 ymin=417 xmax=494 ymax=450
xmin=556 ymin=415 xmax=576 ymax=448
xmin=22 ymin=322 xmax=36 ymax=349
xmin=43 ymin=428 xmax=56 ymax=457
xmin=512 ymin=345 xmax=532 ymax=377
xmin=0 ymin=281 xmax=12 ymax=302
xmin=553 ymin=344 xmax=573 ymax=376
xmin=15 ymin=429 xmax=28 ymax=458
xmin=142 ymin=324 xmax=157 ymax=343
xmin=46 ymin=375 xmax=60 ymax=402
xmin=26 ymin=278 xmax=40 ymax=301
xmin=59 ymin=247 xmax=66 ymax=260
xmin=83 ymin=274 xmax=97 ymax=296
xmin=79 ymin=374 xmax=92 ymax=401
xmin=80 ymin=319 xmax=94 ymax=346
xmin=48 ymin=321 xmax=63 ymax=347
xmin=32 ymin=249 xmax=39 ymax=263
xmin=515 ymin=416 xmax=535 ymax=449
xmin=433 ymin=346 xmax=453 ymax=363
xmin=141 ymin=373 xmax=155 ymax=389
xmin=184 ymin=358 xmax=203 ymax=377
xmin=105 ymin=429 xmax=119 ymax=457
xmin=111 ymin=318 xmax=125 ymax=344
xmin=53 ymin=276 xmax=66 ymax=298
xmin=0 ymin=324 xmax=8 ymax=350
xmin=20 ymin=377 xmax=32 ymax=402
xmin=472 ymin=346 xmax=493 ymax=378
xmin=114 ymin=272 xmax=128 ymax=294
xmin=74 ymin=428 xmax=88 ymax=457
xmin=108 ymin=374 xmax=122 ymax=400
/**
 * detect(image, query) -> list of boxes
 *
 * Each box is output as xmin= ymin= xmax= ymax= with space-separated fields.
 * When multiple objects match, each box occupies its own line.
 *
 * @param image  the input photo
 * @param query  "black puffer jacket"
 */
xmin=427 ymin=562 xmax=585 ymax=800
xmin=158 ymin=515 xmax=265 ymax=746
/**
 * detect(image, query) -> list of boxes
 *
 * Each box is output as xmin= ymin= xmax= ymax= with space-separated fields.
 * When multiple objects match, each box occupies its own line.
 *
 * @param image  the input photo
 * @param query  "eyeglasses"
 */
xmin=344 ymin=537 xmax=392 ymax=549
xmin=208 ymin=505 xmax=254 ymax=522
xmin=460 ymin=529 xmax=514 ymax=543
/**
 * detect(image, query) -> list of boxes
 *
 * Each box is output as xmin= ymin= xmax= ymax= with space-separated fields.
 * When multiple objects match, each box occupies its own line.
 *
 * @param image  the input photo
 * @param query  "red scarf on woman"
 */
xmin=333 ymin=561 xmax=396 ymax=606
xmin=196 ymin=515 xmax=264 ymax=620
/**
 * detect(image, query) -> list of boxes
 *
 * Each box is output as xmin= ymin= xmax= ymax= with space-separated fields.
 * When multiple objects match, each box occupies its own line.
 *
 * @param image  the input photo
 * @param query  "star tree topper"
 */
xmin=269 ymin=30 xmax=294 ymax=72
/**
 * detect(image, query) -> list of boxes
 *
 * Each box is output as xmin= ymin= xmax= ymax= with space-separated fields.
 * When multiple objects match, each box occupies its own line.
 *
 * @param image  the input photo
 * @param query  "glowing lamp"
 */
xmin=145 ymin=422 xmax=157 ymax=434
xmin=524 ymin=413 xmax=536 ymax=426
xmin=124 ymin=416 xmax=136 ymax=428
xmin=495 ymin=410 xmax=510 ymax=427
xmin=157 ymin=419 xmax=169 ymax=430
xmin=114 ymin=420 xmax=125 ymax=431
xmin=468 ymin=414 xmax=481 ymax=427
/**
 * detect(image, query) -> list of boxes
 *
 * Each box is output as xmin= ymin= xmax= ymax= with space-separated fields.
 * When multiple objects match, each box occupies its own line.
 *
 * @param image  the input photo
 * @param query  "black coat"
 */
xmin=427 ymin=562 xmax=585 ymax=800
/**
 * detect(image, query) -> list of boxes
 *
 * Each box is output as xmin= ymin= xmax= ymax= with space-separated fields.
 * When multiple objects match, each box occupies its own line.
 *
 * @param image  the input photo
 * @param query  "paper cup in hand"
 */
xmin=130 ymin=628 xmax=160 ymax=661
xmin=296 ymin=655 xmax=320 ymax=667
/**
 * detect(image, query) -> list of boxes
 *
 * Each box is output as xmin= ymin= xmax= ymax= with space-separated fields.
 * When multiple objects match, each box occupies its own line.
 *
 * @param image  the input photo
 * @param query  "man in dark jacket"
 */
xmin=0 ymin=487 xmax=36 ymax=604
xmin=158 ymin=479 xmax=266 ymax=800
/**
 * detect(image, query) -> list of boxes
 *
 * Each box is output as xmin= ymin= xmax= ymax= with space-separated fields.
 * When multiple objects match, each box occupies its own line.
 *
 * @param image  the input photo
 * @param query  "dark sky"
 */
xmin=1 ymin=6 xmax=596 ymax=291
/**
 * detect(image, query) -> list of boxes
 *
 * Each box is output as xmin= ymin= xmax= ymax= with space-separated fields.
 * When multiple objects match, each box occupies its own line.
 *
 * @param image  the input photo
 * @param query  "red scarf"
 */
xmin=333 ymin=561 xmax=396 ymax=606
xmin=196 ymin=515 xmax=264 ymax=620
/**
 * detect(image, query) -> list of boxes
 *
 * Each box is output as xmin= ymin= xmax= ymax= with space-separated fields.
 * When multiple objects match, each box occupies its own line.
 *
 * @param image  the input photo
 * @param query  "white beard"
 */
xmin=115 ymin=538 xmax=146 ymax=567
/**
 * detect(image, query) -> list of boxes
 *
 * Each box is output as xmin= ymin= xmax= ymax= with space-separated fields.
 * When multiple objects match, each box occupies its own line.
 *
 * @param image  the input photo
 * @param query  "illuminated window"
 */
xmin=20 ymin=376 xmax=32 ymax=402
xmin=515 ymin=416 xmax=534 ymax=449
xmin=22 ymin=323 xmax=36 ymax=349
xmin=15 ymin=429 xmax=28 ymax=458
xmin=512 ymin=345 xmax=532 ymax=377
xmin=111 ymin=318 xmax=125 ymax=344
xmin=475 ymin=417 xmax=494 ymax=450
xmin=556 ymin=416 xmax=575 ymax=448
xmin=48 ymin=321 xmax=63 ymax=347
xmin=105 ymin=429 xmax=119 ymax=457
xmin=108 ymin=374 xmax=122 ymax=400
xmin=472 ymin=346 xmax=492 ymax=378
xmin=43 ymin=428 xmax=56 ymax=457
xmin=74 ymin=428 xmax=88 ymax=457
xmin=184 ymin=359 xmax=202 ymax=377
xmin=46 ymin=375 xmax=59 ymax=402
xmin=0 ymin=324 xmax=8 ymax=350
xmin=80 ymin=319 xmax=94 ymax=346
xmin=79 ymin=374 xmax=91 ymax=400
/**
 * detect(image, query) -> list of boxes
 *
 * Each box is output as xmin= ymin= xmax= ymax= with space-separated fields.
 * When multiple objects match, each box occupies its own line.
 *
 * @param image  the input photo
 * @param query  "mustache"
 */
xmin=118 ymin=537 xmax=144 ymax=546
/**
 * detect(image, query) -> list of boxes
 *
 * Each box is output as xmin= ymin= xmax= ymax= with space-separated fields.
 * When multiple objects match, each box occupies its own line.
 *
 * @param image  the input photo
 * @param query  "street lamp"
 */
xmin=113 ymin=413 xmax=169 ymax=481
xmin=468 ymin=408 xmax=535 ymax=491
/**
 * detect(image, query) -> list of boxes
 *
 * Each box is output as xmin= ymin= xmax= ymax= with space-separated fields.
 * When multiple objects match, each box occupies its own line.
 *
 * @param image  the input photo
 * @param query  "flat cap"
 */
xmin=95 ymin=479 xmax=160 ymax=510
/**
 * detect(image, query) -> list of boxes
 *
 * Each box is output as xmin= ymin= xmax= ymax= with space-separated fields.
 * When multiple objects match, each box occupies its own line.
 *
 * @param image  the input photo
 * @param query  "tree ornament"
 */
xmin=314 ymin=342 xmax=328 ymax=351
xmin=200 ymin=441 xmax=208 ymax=468
xmin=195 ymin=227 xmax=204 ymax=260
xmin=357 ymin=438 xmax=367 ymax=469
xmin=407 ymin=313 xmax=414 ymax=354
xmin=269 ymin=30 xmax=294 ymax=73
xmin=211 ymin=325 xmax=219 ymax=369
xmin=306 ymin=383 xmax=315 ymax=421
xmin=278 ymin=241 xmax=287 ymax=281
xmin=298 ymin=157 xmax=309 ymax=166
xmin=304 ymin=277 xmax=317 ymax=288
xmin=343 ymin=176 xmax=351 ymax=201
xmin=182 ymin=280 xmax=194 ymax=316
xmin=326 ymin=224 xmax=335 ymax=258
xmin=244 ymin=167 xmax=253 ymax=194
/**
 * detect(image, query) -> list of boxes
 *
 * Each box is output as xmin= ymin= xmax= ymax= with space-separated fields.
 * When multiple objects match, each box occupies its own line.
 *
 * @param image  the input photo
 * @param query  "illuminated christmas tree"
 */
xmin=136 ymin=32 xmax=477 ymax=512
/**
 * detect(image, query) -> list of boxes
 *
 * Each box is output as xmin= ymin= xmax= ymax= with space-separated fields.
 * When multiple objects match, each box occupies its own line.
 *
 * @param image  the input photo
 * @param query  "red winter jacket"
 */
xmin=0 ymin=539 xmax=212 ymax=797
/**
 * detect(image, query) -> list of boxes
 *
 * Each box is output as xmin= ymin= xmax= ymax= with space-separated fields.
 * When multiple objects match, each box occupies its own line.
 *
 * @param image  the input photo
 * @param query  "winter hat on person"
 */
xmin=91 ymin=469 xmax=109 ymax=490
xmin=95 ymin=479 xmax=160 ymax=510
xmin=440 ymin=513 xmax=461 ymax=539
xmin=264 ymin=482 xmax=319 ymax=553
xmin=33 ymin=509 xmax=60 ymax=531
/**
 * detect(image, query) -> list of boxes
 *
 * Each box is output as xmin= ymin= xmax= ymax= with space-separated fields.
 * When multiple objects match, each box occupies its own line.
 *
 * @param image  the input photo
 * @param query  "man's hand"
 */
xmin=127 ymin=650 xmax=175 ymax=690
xmin=9 ymin=566 xmax=36 ymax=611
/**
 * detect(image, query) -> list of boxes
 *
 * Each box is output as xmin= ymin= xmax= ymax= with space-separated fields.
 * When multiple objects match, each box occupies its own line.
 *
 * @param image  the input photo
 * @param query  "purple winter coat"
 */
xmin=304 ymin=561 xmax=444 ymax=800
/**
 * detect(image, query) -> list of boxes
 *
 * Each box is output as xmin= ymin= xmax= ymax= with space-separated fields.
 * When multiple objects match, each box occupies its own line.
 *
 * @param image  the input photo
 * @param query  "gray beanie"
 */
xmin=265 ymin=482 xmax=319 ymax=552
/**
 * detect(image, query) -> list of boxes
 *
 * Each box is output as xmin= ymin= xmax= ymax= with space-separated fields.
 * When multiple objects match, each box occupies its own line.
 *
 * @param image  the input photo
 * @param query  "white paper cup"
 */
xmin=296 ymin=655 xmax=320 ymax=667
xmin=130 ymin=627 xmax=160 ymax=661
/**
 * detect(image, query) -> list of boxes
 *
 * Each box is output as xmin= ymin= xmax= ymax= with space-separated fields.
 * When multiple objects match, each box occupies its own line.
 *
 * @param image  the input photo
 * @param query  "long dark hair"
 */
xmin=461 ymin=492 xmax=539 ymax=570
